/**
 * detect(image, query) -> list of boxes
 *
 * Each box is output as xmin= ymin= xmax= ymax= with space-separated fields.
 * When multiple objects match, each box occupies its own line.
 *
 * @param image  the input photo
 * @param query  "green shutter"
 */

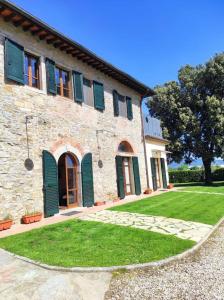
xmin=132 ymin=157 xmax=141 ymax=195
xmin=160 ymin=158 xmax=167 ymax=188
xmin=115 ymin=156 xmax=125 ymax=199
xmin=150 ymin=158 xmax=157 ymax=191
xmin=45 ymin=58 xmax=56 ymax=94
xmin=42 ymin=150 xmax=59 ymax=217
xmin=5 ymin=39 xmax=24 ymax=84
xmin=82 ymin=153 xmax=94 ymax=207
xmin=93 ymin=81 xmax=105 ymax=111
xmin=113 ymin=90 xmax=119 ymax=116
xmin=73 ymin=71 xmax=84 ymax=102
xmin=126 ymin=97 xmax=133 ymax=120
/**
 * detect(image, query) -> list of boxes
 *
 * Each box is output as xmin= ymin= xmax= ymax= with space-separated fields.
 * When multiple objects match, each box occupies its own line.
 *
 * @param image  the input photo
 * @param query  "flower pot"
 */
xmin=167 ymin=183 xmax=174 ymax=189
xmin=22 ymin=213 xmax=42 ymax=224
xmin=0 ymin=219 xmax=13 ymax=231
xmin=94 ymin=201 xmax=106 ymax=206
xmin=144 ymin=188 xmax=153 ymax=194
xmin=34 ymin=213 xmax=42 ymax=222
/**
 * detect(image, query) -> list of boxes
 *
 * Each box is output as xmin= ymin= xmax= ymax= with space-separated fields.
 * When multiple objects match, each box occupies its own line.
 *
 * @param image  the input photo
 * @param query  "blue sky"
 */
xmin=12 ymin=0 xmax=224 ymax=89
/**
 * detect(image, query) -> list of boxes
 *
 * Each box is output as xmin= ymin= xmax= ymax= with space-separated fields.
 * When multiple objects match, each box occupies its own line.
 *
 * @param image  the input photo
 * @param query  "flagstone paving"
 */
xmin=79 ymin=210 xmax=212 ymax=242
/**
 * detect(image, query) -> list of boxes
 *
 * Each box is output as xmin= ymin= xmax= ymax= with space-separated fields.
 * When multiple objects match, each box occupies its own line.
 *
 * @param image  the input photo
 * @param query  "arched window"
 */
xmin=118 ymin=141 xmax=134 ymax=153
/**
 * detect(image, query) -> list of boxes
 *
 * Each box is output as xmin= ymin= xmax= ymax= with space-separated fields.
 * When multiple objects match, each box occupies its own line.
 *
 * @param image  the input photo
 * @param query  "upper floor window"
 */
xmin=24 ymin=53 xmax=40 ymax=89
xmin=118 ymin=93 xmax=127 ymax=118
xmin=83 ymin=77 xmax=94 ymax=107
xmin=55 ymin=67 xmax=70 ymax=98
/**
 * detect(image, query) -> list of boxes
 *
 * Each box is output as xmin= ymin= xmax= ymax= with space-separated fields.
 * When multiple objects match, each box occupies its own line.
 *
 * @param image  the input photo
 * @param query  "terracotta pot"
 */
xmin=22 ymin=213 xmax=42 ymax=224
xmin=94 ymin=201 xmax=106 ymax=206
xmin=144 ymin=189 xmax=153 ymax=194
xmin=34 ymin=213 xmax=42 ymax=222
xmin=0 ymin=219 xmax=13 ymax=231
xmin=167 ymin=183 xmax=174 ymax=189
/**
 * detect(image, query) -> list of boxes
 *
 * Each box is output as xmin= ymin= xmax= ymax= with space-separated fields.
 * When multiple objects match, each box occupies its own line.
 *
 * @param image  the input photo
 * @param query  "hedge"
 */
xmin=169 ymin=170 xmax=204 ymax=183
xmin=169 ymin=168 xmax=224 ymax=183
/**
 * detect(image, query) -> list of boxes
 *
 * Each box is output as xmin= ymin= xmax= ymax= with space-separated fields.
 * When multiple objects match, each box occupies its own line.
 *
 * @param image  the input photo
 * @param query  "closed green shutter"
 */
xmin=73 ymin=71 xmax=84 ymax=102
xmin=45 ymin=58 xmax=56 ymax=95
xmin=160 ymin=158 xmax=167 ymax=188
xmin=42 ymin=150 xmax=59 ymax=217
xmin=150 ymin=158 xmax=157 ymax=191
xmin=115 ymin=156 xmax=125 ymax=199
xmin=82 ymin=153 xmax=94 ymax=207
xmin=5 ymin=39 xmax=24 ymax=84
xmin=132 ymin=157 xmax=141 ymax=195
xmin=126 ymin=97 xmax=133 ymax=120
xmin=113 ymin=90 xmax=119 ymax=116
xmin=93 ymin=81 xmax=105 ymax=111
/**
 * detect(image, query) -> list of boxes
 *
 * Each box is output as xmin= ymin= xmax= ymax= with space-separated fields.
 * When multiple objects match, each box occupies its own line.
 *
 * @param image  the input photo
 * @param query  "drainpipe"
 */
xmin=140 ymin=95 xmax=150 ymax=189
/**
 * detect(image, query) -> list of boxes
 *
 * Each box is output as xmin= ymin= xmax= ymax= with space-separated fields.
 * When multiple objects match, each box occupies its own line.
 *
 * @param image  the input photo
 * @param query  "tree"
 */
xmin=148 ymin=53 xmax=224 ymax=183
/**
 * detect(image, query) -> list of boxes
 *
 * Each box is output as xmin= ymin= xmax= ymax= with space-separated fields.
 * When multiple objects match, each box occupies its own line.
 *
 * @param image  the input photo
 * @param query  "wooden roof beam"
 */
xmin=4 ymin=12 xmax=16 ymax=22
xmin=13 ymin=17 xmax=24 ymax=27
xmin=46 ymin=36 xmax=57 ymax=44
xmin=38 ymin=31 xmax=49 ymax=40
xmin=22 ymin=22 xmax=33 ymax=31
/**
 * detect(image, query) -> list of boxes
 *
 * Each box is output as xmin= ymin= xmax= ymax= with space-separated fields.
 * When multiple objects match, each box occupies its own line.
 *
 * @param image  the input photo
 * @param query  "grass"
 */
xmin=0 ymin=219 xmax=194 ymax=267
xmin=176 ymin=181 xmax=224 ymax=193
xmin=109 ymin=191 xmax=224 ymax=225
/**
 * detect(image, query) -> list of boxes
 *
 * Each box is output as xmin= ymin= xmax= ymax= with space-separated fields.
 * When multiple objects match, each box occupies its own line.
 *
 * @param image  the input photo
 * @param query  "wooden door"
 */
xmin=122 ymin=157 xmax=132 ymax=195
xmin=155 ymin=158 xmax=161 ymax=189
xmin=65 ymin=154 xmax=78 ymax=207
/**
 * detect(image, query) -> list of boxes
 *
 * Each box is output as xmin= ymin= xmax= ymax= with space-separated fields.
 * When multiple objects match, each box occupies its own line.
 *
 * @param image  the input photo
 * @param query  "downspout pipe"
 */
xmin=140 ymin=93 xmax=151 ymax=189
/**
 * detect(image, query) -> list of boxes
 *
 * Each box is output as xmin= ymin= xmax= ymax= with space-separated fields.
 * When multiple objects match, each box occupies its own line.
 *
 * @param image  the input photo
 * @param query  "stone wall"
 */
xmin=0 ymin=20 xmax=147 ymax=222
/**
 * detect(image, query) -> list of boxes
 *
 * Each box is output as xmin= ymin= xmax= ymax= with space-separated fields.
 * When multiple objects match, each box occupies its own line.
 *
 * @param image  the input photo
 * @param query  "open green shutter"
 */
xmin=113 ymin=90 xmax=119 ymax=116
xmin=126 ymin=97 xmax=133 ymax=120
xmin=115 ymin=156 xmax=125 ymax=199
xmin=150 ymin=158 xmax=157 ymax=191
xmin=73 ymin=71 xmax=84 ymax=102
xmin=46 ymin=58 xmax=56 ymax=95
xmin=42 ymin=150 xmax=59 ymax=217
xmin=93 ymin=81 xmax=105 ymax=111
xmin=5 ymin=39 xmax=24 ymax=84
xmin=160 ymin=158 xmax=167 ymax=188
xmin=132 ymin=157 xmax=141 ymax=195
xmin=82 ymin=153 xmax=94 ymax=207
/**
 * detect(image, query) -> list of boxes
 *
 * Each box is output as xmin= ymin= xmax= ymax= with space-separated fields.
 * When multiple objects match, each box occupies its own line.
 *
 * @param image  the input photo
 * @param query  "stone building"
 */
xmin=0 ymin=1 xmax=168 ymax=223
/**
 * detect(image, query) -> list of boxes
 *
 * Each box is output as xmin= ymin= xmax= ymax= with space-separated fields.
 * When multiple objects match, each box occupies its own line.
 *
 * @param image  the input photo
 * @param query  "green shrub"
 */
xmin=212 ymin=168 xmax=224 ymax=181
xmin=169 ymin=170 xmax=204 ymax=183
xmin=169 ymin=168 xmax=224 ymax=183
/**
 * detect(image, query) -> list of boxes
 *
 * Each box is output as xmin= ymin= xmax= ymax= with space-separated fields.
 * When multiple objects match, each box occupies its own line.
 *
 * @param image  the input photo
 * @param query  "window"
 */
xmin=24 ymin=53 xmax=40 ymax=88
xmin=55 ymin=67 xmax=70 ymax=98
xmin=118 ymin=93 xmax=127 ymax=118
xmin=83 ymin=77 xmax=94 ymax=107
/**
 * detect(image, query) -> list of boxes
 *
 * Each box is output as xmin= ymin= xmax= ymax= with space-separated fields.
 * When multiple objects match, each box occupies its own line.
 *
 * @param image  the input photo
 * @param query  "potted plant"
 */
xmin=167 ymin=183 xmax=174 ymax=189
xmin=22 ymin=210 xmax=42 ymax=224
xmin=144 ymin=188 xmax=153 ymax=194
xmin=0 ymin=214 xmax=13 ymax=231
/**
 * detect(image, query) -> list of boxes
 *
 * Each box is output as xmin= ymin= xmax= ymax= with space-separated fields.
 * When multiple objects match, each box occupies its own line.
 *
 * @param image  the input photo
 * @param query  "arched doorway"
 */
xmin=58 ymin=152 xmax=79 ymax=208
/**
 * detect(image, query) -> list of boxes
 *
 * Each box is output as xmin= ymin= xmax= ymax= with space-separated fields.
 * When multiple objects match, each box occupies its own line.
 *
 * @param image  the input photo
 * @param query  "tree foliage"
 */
xmin=148 ymin=53 xmax=224 ymax=182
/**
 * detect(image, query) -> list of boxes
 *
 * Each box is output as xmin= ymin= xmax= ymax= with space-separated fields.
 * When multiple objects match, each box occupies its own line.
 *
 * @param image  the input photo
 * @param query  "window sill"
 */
xmin=23 ymin=84 xmax=46 ymax=95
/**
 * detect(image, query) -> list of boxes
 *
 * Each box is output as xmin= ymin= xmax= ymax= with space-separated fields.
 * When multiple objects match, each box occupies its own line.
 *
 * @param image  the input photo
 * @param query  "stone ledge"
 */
xmin=2 ymin=217 xmax=223 ymax=273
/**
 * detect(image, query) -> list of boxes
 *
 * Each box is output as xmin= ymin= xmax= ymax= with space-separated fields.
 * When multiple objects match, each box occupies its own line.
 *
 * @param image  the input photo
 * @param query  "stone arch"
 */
xmin=117 ymin=140 xmax=135 ymax=154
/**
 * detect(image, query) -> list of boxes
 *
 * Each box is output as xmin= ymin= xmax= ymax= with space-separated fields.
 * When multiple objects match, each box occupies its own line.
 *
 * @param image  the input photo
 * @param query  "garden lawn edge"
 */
xmin=1 ymin=217 xmax=223 ymax=273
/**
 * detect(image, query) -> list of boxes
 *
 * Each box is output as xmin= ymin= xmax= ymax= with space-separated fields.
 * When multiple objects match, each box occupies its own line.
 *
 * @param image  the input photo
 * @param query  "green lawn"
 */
xmin=176 ymin=181 xmax=224 ymax=193
xmin=0 ymin=219 xmax=194 ymax=267
xmin=109 ymin=191 xmax=224 ymax=225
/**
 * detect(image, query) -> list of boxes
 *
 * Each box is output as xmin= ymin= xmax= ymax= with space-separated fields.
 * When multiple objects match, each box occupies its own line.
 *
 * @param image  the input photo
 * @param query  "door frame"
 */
xmin=122 ymin=157 xmax=132 ymax=196
xmin=58 ymin=152 xmax=79 ymax=209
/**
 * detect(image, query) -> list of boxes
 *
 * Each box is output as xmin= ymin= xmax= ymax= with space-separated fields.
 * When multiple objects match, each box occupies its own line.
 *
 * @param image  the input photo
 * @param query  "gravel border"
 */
xmin=1 ymin=217 xmax=223 ymax=273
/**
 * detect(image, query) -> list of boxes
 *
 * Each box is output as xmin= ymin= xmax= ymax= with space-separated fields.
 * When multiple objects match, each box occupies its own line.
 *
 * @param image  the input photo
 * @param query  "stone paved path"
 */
xmin=0 ymin=249 xmax=111 ymax=300
xmin=79 ymin=210 xmax=212 ymax=242
xmin=105 ymin=221 xmax=224 ymax=300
